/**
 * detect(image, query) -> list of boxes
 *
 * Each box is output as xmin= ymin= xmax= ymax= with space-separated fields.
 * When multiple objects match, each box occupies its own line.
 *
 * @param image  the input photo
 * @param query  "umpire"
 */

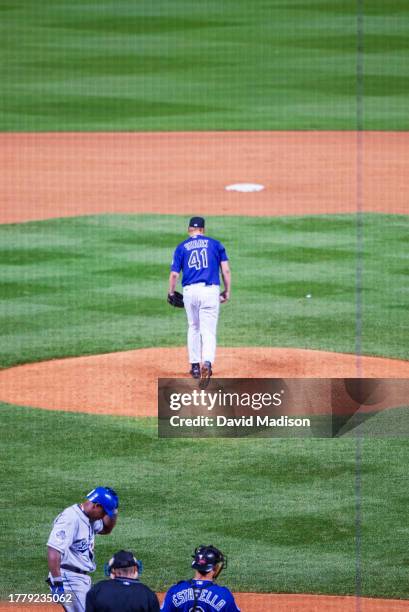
xmin=85 ymin=550 xmax=160 ymax=612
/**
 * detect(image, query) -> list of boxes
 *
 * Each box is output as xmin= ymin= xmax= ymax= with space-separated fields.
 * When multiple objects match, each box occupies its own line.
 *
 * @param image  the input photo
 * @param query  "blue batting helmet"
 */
xmin=86 ymin=487 xmax=118 ymax=518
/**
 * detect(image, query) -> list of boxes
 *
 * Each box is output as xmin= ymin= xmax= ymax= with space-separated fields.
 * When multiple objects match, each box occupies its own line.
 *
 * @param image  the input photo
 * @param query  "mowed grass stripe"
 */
xmin=0 ymin=214 xmax=408 ymax=367
xmin=1 ymin=0 xmax=408 ymax=130
xmin=1 ymin=402 xmax=409 ymax=598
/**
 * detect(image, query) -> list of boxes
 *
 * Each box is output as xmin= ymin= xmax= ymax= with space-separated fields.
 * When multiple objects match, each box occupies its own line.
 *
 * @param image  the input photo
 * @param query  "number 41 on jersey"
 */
xmin=188 ymin=248 xmax=208 ymax=270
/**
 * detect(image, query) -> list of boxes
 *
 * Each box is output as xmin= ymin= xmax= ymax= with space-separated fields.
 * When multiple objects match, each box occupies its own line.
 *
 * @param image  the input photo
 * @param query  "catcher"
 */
xmin=160 ymin=545 xmax=240 ymax=612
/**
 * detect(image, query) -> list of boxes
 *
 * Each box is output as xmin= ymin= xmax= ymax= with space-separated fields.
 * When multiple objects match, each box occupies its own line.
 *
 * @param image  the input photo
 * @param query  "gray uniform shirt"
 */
xmin=47 ymin=504 xmax=104 ymax=572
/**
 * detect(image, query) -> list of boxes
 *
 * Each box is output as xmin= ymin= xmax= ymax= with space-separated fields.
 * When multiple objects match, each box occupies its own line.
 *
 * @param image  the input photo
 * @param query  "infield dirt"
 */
xmin=1 ymin=131 xmax=408 ymax=223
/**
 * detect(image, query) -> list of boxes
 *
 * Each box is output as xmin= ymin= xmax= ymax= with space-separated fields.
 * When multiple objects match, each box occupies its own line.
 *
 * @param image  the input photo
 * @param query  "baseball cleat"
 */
xmin=190 ymin=363 xmax=201 ymax=379
xmin=199 ymin=361 xmax=212 ymax=389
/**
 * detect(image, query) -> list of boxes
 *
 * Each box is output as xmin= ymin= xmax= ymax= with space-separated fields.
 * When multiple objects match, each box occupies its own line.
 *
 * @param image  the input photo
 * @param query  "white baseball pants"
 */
xmin=61 ymin=569 xmax=91 ymax=612
xmin=183 ymin=283 xmax=220 ymax=365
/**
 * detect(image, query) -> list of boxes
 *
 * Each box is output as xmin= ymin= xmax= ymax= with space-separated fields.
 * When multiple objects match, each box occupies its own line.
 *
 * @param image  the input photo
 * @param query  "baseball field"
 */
xmin=1 ymin=1 xmax=409 ymax=611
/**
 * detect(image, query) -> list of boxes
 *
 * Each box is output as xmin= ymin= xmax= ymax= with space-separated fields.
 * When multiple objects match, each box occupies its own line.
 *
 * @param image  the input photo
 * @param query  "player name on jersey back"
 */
xmin=183 ymin=238 xmax=209 ymax=251
xmin=172 ymin=586 xmax=226 ymax=610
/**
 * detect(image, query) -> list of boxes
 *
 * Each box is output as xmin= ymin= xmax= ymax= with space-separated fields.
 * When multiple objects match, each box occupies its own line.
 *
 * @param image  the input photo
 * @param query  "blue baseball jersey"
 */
xmin=171 ymin=235 xmax=228 ymax=287
xmin=160 ymin=580 xmax=240 ymax=612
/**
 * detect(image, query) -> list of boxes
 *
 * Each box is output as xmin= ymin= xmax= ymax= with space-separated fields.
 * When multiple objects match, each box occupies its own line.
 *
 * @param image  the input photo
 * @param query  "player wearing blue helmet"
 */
xmin=168 ymin=217 xmax=231 ymax=384
xmin=161 ymin=545 xmax=240 ymax=612
xmin=46 ymin=487 xmax=119 ymax=612
xmin=86 ymin=486 xmax=118 ymax=518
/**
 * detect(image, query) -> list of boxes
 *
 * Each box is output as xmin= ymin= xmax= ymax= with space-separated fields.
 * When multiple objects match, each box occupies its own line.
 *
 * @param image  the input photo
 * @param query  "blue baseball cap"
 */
xmin=189 ymin=217 xmax=205 ymax=228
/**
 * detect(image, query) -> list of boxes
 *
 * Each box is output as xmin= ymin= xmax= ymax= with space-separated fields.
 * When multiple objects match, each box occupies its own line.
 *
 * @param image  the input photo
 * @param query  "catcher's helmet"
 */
xmin=191 ymin=545 xmax=226 ymax=577
xmin=86 ymin=487 xmax=118 ymax=518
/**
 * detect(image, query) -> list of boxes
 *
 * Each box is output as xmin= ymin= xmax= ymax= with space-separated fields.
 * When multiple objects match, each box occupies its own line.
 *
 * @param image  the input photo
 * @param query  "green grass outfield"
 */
xmin=1 ymin=0 xmax=409 ymax=131
xmin=1 ymin=403 xmax=409 ymax=600
xmin=0 ymin=213 xmax=408 ymax=368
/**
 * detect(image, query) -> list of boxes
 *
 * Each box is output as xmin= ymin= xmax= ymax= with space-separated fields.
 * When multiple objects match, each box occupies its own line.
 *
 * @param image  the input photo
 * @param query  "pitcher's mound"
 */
xmin=1 ymin=347 xmax=408 ymax=417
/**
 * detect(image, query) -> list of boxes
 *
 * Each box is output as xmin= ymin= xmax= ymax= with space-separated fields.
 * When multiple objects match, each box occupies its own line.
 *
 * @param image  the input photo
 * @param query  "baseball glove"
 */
xmin=167 ymin=291 xmax=184 ymax=308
